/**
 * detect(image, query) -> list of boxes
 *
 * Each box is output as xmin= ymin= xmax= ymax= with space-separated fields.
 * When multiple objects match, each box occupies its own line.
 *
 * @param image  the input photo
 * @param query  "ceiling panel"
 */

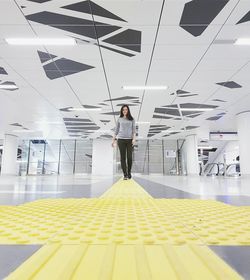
xmin=0 ymin=0 xmax=249 ymax=139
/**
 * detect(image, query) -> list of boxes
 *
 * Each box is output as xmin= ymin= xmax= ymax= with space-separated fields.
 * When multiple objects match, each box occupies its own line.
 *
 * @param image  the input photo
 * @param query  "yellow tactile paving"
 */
xmin=0 ymin=197 xmax=200 ymax=245
xmin=101 ymin=178 xmax=152 ymax=198
xmin=2 ymin=178 xmax=248 ymax=279
xmin=0 ymin=179 xmax=250 ymax=245
xmin=155 ymin=199 xmax=250 ymax=245
xmin=6 ymin=244 xmax=243 ymax=280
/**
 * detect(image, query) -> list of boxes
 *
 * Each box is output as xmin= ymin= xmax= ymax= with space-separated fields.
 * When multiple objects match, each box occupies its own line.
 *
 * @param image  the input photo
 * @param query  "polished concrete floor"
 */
xmin=0 ymin=174 xmax=250 ymax=279
xmin=135 ymin=174 xmax=250 ymax=206
xmin=0 ymin=174 xmax=120 ymax=205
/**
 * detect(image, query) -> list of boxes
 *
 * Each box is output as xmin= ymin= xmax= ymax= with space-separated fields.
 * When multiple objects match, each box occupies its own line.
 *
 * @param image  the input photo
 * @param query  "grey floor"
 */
xmin=0 ymin=176 xmax=120 ymax=205
xmin=134 ymin=176 xmax=250 ymax=206
xmin=210 ymin=246 xmax=250 ymax=280
xmin=0 ymin=245 xmax=41 ymax=279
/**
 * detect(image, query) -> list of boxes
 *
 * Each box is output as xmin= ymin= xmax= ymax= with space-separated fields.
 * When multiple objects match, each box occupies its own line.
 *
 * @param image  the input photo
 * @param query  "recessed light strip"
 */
xmin=122 ymin=86 xmax=168 ymax=90
xmin=0 ymin=84 xmax=18 ymax=89
xmin=12 ymin=130 xmax=37 ymax=133
xmin=235 ymin=38 xmax=250 ymax=46
xmin=6 ymin=38 xmax=76 ymax=46
xmin=180 ymin=108 xmax=214 ymax=112
xmin=68 ymin=107 xmax=102 ymax=111
xmin=136 ymin=121 xmax=151 ymax=124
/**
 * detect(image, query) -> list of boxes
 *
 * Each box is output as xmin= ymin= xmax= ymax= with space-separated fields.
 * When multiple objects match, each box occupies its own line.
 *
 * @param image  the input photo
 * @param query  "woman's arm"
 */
xmin=132 ymin=119 xmax=136 ymax=145
xmin=112 ymin=119 xmax=120 ymax=147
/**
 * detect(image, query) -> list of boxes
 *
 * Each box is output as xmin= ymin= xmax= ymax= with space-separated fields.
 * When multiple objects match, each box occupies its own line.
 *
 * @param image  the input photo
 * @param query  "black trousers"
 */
xmin=117 ymin=139 xmax=133 ymax=175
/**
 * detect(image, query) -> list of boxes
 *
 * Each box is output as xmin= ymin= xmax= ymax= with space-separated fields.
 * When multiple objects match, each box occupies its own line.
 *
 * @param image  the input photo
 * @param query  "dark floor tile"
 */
xmin=134 ymin=176 xmax=199 ymax=199
xmin=134 ymin=176 xmax=250 ymax=206
xmin=210 ymin=246 xmax=250 ymax=279
xmin=0 ymin=245 xmax=41 ymax=279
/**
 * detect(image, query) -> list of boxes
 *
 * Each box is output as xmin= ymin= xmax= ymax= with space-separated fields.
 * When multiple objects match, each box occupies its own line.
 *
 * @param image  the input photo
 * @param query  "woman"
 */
xmin=112 ymin=105 xmax=136 ymax=180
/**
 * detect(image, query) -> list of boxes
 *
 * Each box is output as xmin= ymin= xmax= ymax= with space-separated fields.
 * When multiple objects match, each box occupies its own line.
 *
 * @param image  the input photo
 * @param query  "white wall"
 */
xmin=92 ymin=139 xmax=114 ymax=176
xmin=184 ymin=135 xmax=199 ymax=175
xmin=1 ymin=134 xmax=18 ymax=175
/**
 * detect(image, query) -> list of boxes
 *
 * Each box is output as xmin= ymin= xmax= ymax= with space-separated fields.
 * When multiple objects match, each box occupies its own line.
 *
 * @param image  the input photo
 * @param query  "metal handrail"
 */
xmin=225 ymin=163 xmax=241 ymax=177
xmin=203 ymin=163 xmax=219 ymax=176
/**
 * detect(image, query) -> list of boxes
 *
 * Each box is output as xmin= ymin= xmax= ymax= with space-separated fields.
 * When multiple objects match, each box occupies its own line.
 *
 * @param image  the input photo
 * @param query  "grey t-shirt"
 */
xmin=115 ymin=117 xmax=136 ymax=139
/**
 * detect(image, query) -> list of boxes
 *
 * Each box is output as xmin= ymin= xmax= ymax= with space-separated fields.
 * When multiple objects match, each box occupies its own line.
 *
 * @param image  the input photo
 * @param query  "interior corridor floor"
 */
xmin=0 ymin=174 xmax=249 ymax=279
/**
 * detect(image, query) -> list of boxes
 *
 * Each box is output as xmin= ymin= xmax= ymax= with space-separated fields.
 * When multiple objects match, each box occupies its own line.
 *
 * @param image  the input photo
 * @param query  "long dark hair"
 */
xmin=120 ymin=105 xmax=134 ymax=120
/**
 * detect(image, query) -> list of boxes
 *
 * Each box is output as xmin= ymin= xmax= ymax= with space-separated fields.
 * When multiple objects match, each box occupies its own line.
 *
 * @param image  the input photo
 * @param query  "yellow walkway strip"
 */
xmin=3 ymin=178 xmax=246 ymax=279
xmin=101 ymin=178 xmax=152 ymax=198
xmin=0 ymin=179 xmax=250 ymax=245
xmin=7 ymin=244 xmax=242 ymax=280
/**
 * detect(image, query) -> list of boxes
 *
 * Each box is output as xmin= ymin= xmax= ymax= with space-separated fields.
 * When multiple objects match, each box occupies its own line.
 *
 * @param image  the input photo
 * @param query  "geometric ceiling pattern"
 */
xmin=179 ymin=0 xmax=230 ymax=36
xmin=62 ymin=1 xmax=126 ymax=22
xmin=25 ymin=1 xmax=142 ymax=58
xmin=0 ymin=66 xmax=18 ymax=91
xmin=1 ymin=0 xmax=250 ymax=140
xmin=63 ymin=118 xmax=100 ymax=138
xmin=147 ymin=124 xmax=171 ymax=138
xmin=153 ymin=103 xmax=218 ymax=123
xmin=171 ymin=89 xmax=198 ymax=98
xmin=37 ymin=51 xmax=94 ymax=80
xmin=237 ymin=10 xmax=250 ymax=24
xmin=206 ymin=112 xmax=226 ymax=121
xmin=216 ymin=81 xmax=242 ymax=89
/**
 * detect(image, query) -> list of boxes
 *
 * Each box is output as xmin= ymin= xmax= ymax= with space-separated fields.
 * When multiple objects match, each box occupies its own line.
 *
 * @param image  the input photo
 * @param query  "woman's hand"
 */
xmin=112 ymin=140 xmax=116 ymax=148
xmin=132 ymin=139 xmax=136 ymax=146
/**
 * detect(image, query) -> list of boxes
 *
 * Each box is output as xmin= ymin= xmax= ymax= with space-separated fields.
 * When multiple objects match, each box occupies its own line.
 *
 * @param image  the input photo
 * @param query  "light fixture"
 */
xmin=198 ymin=146 xmax=213 ymax=149
xmin=165 ymin=130 xmax=183 ymax=133
xmin=12 ymin=130 xmax=37 ymax=133
xmin=97 ymin=130 xmax=111 ymax=133
xmin=180 ymin=108 xmax=214 ymax=112
xmin=5 ymin=38 xmax=76 ymax=46
xmin=234 ymin=38 xmax=250 ymax=45
xmin=35 ymin=121 xmax=64 ymax=124
xmin=136 ymin=121 xmax=151 ymax=124
xmin=0 ymin=84 xmax=18 ymax=90
xmin=68 ymin=107 xmax=102 ymax=111
xmin=122 ymin=86 xmax=168 ymax=90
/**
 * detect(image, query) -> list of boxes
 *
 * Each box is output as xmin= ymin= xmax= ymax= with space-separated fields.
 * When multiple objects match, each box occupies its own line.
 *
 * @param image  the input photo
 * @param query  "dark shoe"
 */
xmin=123 ymin=174 xmax=128 ymax=180
xmin=128 ymin=173 xmax=132 ymax=179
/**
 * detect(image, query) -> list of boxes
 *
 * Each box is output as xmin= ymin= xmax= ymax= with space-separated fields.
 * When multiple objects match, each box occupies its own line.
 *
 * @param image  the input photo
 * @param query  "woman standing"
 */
xmin=112 ymin=105 xmax=136 ymax=180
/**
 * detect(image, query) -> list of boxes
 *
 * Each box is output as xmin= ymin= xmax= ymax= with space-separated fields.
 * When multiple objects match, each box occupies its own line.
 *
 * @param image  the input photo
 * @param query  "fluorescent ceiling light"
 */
xmin=12 ymin=129 xmax=36 ymax=133
xmin=122 ymin=86 xmax=168 ymax=90
xmin=180 ymin=108 xmax=214 ymax=112
xmin=5 ymin=38 xmax=76 ymax=46
xmin=165 ymin=130 xmax=183 ymax=133
xmin=35 ymin=121 xmax=63 ymax=124
xmin=198 ymin=146 xmax=213 ymax=149
xmin=234 ymin=38 xmax=250 ymax=45
xmin=0 ymin=84 xmax=18 ymax=89
xmin=68 ymin=107 xmax=101 ymax=111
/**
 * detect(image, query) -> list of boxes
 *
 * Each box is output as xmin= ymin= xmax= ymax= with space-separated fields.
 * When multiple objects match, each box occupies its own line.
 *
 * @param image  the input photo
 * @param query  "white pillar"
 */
xmin=92 ymin=139 xmax=114 ymax=176
xmin=1 ymin=134 xmax=18 ymax=175
xmin=185 ymin=134 xmax=199 ymax=175
xmin=237 ymin=111 xmax=250 ymax=175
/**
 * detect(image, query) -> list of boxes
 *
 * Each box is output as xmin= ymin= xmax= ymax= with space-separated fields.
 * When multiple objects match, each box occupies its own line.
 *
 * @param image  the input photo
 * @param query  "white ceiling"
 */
xmin=0 ymin=0 xmax=250 ymax=140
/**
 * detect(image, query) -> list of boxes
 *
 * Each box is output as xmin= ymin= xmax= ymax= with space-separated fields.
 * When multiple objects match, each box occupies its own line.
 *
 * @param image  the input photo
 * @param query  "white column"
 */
xmin=92 ymin=139 xmax=114 ymax=176
xmin=1 ymin=134 xmax=18 ymax=175
xmin=185 ymin=134 xmax=199 ymax=175
xmin=237 ymin=111 xmax=250 ymax=175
